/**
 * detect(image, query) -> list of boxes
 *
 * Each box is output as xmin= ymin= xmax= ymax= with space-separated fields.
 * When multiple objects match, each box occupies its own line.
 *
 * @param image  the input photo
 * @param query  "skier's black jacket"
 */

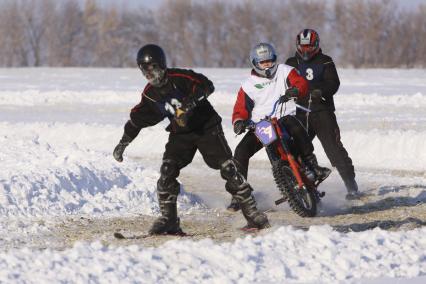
xmin=285 ymin=49 xmax=340 ymax=112
xmin=124 ymin=68 xmax=221 ymax=139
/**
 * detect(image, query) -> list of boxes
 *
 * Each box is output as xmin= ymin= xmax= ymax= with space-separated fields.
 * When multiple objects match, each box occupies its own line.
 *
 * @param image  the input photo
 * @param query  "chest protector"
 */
xmin=241 ymin=64 xmax=295 ymax=121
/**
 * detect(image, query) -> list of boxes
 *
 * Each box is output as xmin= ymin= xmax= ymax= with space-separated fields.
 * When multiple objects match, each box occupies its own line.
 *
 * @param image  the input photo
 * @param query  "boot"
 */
xmin=221 ymin=160 xmax=269 ymax=229
xmin=303 ymin=154 xmax=331 ymax=182
xmin=233 ymin=185 xmax=270 ymax=229
xmin=344 ymin=178 xmax=361 ymax=200
xmin=149 ymin=187 xmax=183 ymax=235
xmin=149 ymin=215 xmax=182 ymax=235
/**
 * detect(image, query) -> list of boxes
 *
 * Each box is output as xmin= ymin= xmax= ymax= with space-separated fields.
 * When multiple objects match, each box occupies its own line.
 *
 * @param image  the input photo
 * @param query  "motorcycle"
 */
xmin=247 ymin=99 xmax=326 ymax=217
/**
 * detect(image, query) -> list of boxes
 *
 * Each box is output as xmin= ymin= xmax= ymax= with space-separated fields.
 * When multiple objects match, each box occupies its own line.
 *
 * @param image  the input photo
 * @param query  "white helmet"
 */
xmin=249 ymin=43 xmax=278 ymax=78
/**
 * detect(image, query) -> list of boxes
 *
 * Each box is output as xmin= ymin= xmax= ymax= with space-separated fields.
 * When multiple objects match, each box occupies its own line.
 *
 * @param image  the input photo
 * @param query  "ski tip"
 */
xmin=113 ymin=232 xmax=126 ymax=239
xmin=240 ymin=227 xmax=261 ymax=233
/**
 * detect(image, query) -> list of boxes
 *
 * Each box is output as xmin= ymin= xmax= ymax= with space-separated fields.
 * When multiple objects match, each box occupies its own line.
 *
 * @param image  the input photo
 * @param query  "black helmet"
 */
xmin=136 ymin=44 xmax=167 ymax=87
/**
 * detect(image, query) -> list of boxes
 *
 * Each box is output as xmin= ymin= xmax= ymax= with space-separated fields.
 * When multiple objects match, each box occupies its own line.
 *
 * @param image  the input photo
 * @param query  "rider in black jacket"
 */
xmin=285 ymin=29 xmax=359 ymax=200
xmin=113 ymin=44 xmax=269 ymax=234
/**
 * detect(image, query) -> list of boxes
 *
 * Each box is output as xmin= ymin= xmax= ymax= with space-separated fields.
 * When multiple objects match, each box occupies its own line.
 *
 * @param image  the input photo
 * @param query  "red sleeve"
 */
xmin=287 ymin=69 xmax=308 ymax=98
xmin=232 ymin=87 xmax=253 ymax=124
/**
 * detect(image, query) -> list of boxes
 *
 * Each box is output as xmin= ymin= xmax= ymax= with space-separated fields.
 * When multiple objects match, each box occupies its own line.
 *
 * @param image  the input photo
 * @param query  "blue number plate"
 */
xmin=255 ymin=120 xmax=278 ymax=146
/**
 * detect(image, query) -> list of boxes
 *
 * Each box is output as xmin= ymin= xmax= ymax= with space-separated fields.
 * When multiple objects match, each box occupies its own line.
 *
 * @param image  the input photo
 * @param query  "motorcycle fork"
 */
xmin=271 ymin=118 xmax=305 ymax=188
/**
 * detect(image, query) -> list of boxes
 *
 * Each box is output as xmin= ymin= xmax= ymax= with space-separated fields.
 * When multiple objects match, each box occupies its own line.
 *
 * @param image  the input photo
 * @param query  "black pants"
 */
xmin=163 ymin=124 xmax=232 ymax=170
xmin=296 ymin=110 xmax=355 ymax=181
xmin=234 ymin=115 xmax=314 ymax=179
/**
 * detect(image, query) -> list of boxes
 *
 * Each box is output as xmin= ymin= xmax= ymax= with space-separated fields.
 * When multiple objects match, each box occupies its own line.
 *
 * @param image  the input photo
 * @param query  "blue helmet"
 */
xmin=249 ymin=43 xmax=278 ymax=78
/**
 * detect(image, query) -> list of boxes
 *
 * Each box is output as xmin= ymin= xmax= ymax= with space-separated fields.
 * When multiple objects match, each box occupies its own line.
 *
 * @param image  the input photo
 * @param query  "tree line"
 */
xmin=0 ymin=0 xmax=425 ymax=68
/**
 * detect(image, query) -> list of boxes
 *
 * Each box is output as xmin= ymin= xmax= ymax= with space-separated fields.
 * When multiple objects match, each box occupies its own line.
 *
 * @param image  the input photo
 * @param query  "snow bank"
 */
xmin=0 ymin=90 xmax=136 ymax=106
xmin=335 ymin=92 xmax=426 ymax=108
xmin=317 ymin=130 xmax=426 ymax=171
xmin=0 ymin=226 xmax=425 ymax=283
xmin=0 ymin=122 xmax=202 ymax=217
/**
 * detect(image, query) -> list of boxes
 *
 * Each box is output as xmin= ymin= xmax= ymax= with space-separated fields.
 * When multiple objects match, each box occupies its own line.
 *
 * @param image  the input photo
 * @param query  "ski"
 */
xmin=240 ymin=227 xmax=261 ymax=233
xmin=114 ymin=232 xmax=151 ymax=239
xmin=114 ymin=231 xmax=194 ymax=240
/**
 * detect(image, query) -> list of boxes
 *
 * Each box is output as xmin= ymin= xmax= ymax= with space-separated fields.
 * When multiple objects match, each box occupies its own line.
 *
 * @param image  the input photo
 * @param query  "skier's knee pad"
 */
xmin=158 ymin=159 xmax=180 ymax=194
xmin=160 ymin=159 xmax=179 ymax=178
xmin=220 ymin=159 xmax=238 ymax=180
xmin=221 ymin=159 xmax=247 ymax=194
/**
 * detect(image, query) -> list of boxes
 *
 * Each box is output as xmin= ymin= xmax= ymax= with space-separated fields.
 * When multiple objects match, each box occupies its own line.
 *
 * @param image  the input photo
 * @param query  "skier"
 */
xmin=285 ymin=29 xmax=359 ymax=200
xmin=113 ymin=44 xmax=269 ymax=234
xmin=227 ymin=42 xmax=330 ymax=211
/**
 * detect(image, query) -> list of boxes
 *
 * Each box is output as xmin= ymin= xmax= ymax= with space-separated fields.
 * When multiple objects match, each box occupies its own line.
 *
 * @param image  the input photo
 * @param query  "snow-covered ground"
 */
xmin=0 ymin=68 xmax=425 ymax=283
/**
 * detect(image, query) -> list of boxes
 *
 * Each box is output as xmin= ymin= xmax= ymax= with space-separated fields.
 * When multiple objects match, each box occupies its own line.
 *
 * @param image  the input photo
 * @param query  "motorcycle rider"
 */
xmin=113 ymin=44 xmax=269 ymax=234
xmin=285 ymin=29 xmax=359 ymax=200
xmin=227 ymin=42 xmax=331 ymax=211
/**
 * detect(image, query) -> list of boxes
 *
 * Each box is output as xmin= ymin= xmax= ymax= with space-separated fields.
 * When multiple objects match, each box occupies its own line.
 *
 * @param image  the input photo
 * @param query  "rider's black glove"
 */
xmin=113 ymin=133 xmax=132 ymax=162
xmin=279 ymin=87 xmax=299 ymax=103
xmin=182 ymin=96 xmax=198 ymax=112
xmin=233 ymin=120 xmax=248 ymax=135
xmin=310 ymin=89 xmax=323 ymax=102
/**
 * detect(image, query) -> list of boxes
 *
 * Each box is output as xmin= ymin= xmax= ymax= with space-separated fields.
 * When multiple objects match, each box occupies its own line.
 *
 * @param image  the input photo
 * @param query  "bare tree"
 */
xmin=154 ymin=0 xmax=188 ymax=66
xmin=120 ymin=7 xmax=158 ymax=67
xmin=18 ymin=0 xmax=55 ymax=66
xmin=45 ymin=0 xmax=82 ymax=66
xmin=0 ymin=0 xmax=424 ymax=67
xmin=0 ymin=1 xmax=29 ymax=66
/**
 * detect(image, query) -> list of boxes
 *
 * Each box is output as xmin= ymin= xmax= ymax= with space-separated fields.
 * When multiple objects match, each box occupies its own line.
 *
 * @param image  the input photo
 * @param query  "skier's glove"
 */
xmin=181 ymin=95 xmax=198 ymax=112
xmin=279 ymin=87 xmax=299 ymax=103
xmin=113 ymin=134 xmax=132 ymax=162
xmin=233 ymin=120 xmax=248 ymax=135
xmin=310 ymin=89 xmax=324 ymax=102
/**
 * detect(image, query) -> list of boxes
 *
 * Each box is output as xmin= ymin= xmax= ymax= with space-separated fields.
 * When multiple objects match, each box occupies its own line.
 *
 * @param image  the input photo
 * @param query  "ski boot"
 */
xmin=149 ymin=216 xmax=183 ymax=235
xmin=221 ymin=159 xmax=269 ymax=230
xmin=149 ymin=178 xmax=183 ymax=235
xmin=234 ymin=185 xmax=270 ymax=230
xmin=304 ymin=154 xmax=331 ymax=182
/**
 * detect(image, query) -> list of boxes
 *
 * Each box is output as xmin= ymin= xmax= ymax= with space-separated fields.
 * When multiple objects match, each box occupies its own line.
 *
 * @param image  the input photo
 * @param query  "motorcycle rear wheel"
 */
xmin=272 ymin=161 xmax=317 ymax=217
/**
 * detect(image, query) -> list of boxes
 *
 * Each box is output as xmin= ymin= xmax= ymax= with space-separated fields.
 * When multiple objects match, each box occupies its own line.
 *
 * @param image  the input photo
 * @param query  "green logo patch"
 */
xmin=254 ymin=80 xmax=274 ymax=89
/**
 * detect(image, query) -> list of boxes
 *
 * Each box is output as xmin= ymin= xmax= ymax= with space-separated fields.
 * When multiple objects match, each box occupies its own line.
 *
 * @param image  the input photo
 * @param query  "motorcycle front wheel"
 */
xmin=272 ymin=160 xmax=317 ymax=217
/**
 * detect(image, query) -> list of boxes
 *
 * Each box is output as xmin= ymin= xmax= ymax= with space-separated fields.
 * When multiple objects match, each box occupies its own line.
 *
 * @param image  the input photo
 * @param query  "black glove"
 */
xmin=310 ymin=89 xmax=324 ymax=102
xmin=113 ymin=134 xmax=132 ymax=162
xmin=279 ymin=87 xmax=299 ymax=103
xmin=233 ymin=120 xmax=248 ymax=135
xmin=181 ymin=95 xmax=198 ymax=112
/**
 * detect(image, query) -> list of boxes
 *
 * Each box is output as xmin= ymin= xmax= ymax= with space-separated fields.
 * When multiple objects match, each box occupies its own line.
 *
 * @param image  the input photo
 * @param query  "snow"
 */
xmin=0 ymin=68 xmax=425 ymax=283
xmin=1 ymin=227 xmax=425 ymax=283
